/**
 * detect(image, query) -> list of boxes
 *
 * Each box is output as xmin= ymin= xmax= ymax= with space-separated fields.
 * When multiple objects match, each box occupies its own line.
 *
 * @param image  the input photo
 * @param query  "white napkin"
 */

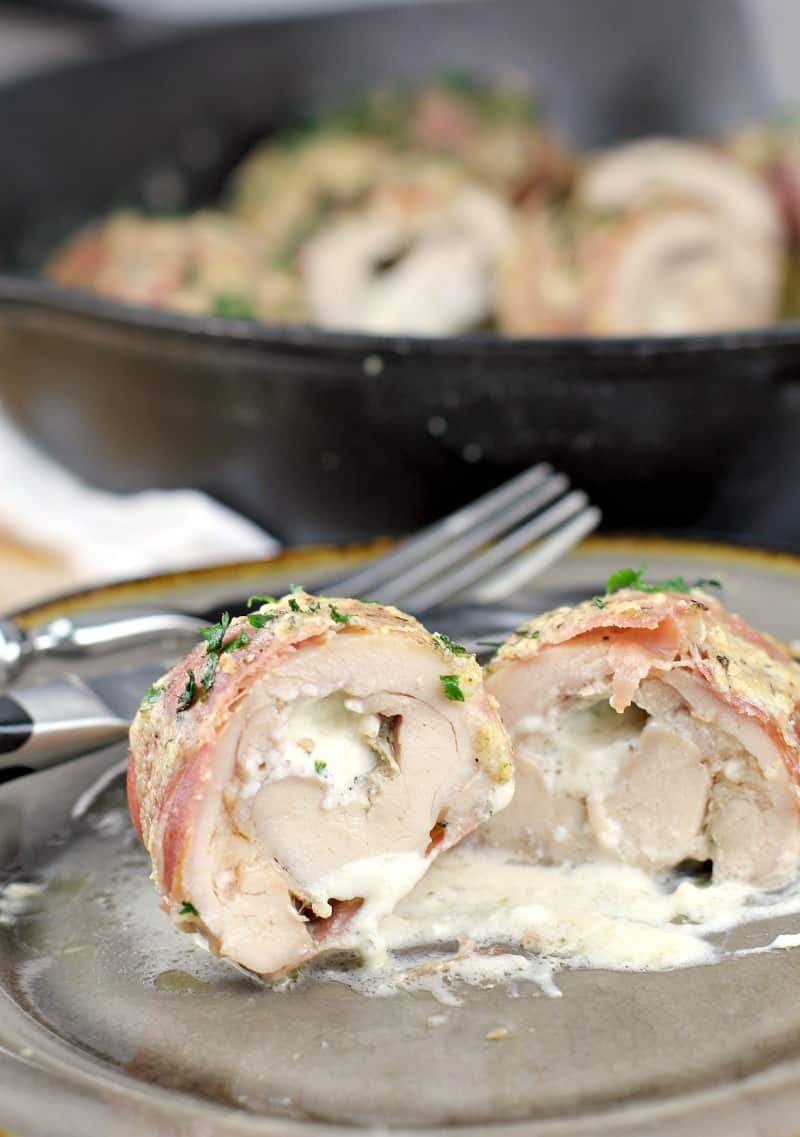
xmin=0 ymin=410 xmax=278 ymax=586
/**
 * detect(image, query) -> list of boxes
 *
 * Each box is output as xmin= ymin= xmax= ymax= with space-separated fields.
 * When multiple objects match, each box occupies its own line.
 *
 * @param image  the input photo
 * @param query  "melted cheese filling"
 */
xmin=241 ymin=692 xmax=388 ymax=809
xmin=519 ymin=700 xmax=649 ymax=797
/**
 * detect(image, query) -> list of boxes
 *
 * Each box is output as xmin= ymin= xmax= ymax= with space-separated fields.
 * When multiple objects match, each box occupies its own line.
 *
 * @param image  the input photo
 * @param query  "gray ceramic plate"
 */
xmin=2 ymin=536 xmax=800 ymax=1137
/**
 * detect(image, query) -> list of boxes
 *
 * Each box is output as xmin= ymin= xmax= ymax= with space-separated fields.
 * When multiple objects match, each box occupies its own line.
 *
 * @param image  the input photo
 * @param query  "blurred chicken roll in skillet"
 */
xmin=482 ymin=580 xmax=800 ymax=886
xmin=127 ymin=594 xmax=513 ymax=977
xmin=499 ymin=137 xmax=784 ymax=336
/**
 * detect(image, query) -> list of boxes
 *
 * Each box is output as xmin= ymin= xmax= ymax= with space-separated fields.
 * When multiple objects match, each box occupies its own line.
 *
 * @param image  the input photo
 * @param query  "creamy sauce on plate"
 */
xmin=6 ymin=800 xmax=800 ymax=1004
xmin=251 ymin=834 xmax=800 ymax=1002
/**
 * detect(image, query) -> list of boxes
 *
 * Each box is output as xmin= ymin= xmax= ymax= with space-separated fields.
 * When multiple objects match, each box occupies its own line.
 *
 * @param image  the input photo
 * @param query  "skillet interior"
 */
xmin=0 ymin=0 xmax=798 ymax=544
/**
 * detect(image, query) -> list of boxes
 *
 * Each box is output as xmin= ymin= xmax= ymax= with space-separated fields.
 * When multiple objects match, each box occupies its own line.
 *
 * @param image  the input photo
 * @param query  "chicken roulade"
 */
xmin=577 ymin=136 xmax=783 ymax=247
xmin=128 ymin=593 xmax=513 ymax=976
xmin=482 ymin=582 xmax=800 ymax=886
xmin=578 ymin=204 xmax=782 ymax=334
xmin=301 ymin=158 xmax=512 ymax=334
xmin=48 ymin=209 xmax=306 ymax=323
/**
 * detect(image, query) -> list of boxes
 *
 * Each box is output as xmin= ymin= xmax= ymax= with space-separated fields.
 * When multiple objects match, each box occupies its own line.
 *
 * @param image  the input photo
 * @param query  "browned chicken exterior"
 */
xmin=127 ymin=594 xmax=513 ymax=977
xmin=482 ymin=586 xmax=800 ymax=886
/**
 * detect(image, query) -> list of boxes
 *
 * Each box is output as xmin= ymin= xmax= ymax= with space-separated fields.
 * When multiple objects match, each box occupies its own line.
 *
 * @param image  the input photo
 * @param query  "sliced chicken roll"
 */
xmin=301 ymin=159 xmax=512 ymax=334
xmin=128 ymin=594 xmax=513 ymax=976
xmin=579 ymin=205 xmax=782 ymax=334
xmin=482 ymin=588 xmax=800 ymax=886
xmin=578 ymin=137 xmax=783 ymax=247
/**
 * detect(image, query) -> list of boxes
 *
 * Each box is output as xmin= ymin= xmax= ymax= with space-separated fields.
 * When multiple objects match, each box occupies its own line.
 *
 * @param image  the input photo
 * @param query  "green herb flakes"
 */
xmin=247 ymin=594 xmax=277 ymax=608
xmin=592 ymin=597 xmax=607 ymax=609
xmin=179 ymin=901 xmax=199 ymax=917
xmin=314 ymin=760 xmax=327 ymax=775
xmin=440 ymin=674 xmax=465 ymax=702
xmin=221 ymin=632 xmax=249 ymax=654
xmin=329 ymin=605 xmax=350 ymax=624
xmin=606 ymin=564 xmax=722 ymax=596
xmin=288 ymin=598 xmax=301 ymax=613
xmin=141 ymin=683 xmax=163 ymax=707
xmin=176 ymin=670 xmax=197 ymax=713
xmin=432 ymin=632 xmax=468 ymax=655
xmin=211 ymin=292 xmax=255 ymax=320
xmin=248 ymin=611 xmax=277 ymax=629
xmin=201 ymin=612 xmax=230 ymax=654
xmin=200 ymin=653 xmax=219 ymax=699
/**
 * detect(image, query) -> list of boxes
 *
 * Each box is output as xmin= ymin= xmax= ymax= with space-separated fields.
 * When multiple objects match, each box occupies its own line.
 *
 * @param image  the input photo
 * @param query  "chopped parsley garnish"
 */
xmin=290 ymin=583 xmax=304 ymax=594
xmin=201 ymin=612 xmax=230 ymax=654
xmin=314 ymin=760 xmax=327 ymax=775
xmin=176 ymin=670 xmax=197 ymax=713
xmin=195 ymin=611 xmax=249 ymax=701
xmin=288 ymin=598 xmax=302 ymax=613
xmin=248 ymin=611 xmax=278 ymax=629
xmin=179 ymin=901 xmax=199 ymax=917
xmin=329 ymin=605 xmax=350 ymax=624
xmin=307 ymin=601 xmax=321 ymax=613
xmin=211 ymin=292 xmax=255 ymax=320
xmin=141 ymin=683 xmax=163 ymax=706
xmin=247 ymin=594 xmax=277 ymax=608
xmin=432 ymin=632 xmax=468 ymax=655
xmin=221 ymin=631 xmax=249 ymax=654
xmin=440 ymin=674 xmax=465 ymax=702
xmin=200 ymin=653 xmax=219 ymax=699
xmin=592 ymin=597 xmax=606 ymax=609
xmin=606 ymin=564 xmax=722 ymax=596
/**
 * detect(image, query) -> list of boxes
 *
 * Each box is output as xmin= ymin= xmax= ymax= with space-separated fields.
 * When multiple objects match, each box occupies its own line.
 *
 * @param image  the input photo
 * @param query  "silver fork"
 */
xmin=0 ymin=464 xmax=600 ymax=687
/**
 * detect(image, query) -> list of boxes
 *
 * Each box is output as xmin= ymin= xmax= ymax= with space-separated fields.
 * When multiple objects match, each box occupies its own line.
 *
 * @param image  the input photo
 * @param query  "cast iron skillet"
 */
xmin=0 ymin=0 xmax=799 ymax=545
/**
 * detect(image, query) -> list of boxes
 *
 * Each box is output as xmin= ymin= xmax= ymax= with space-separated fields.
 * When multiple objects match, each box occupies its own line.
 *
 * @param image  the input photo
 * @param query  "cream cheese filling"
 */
xmin=518 ymin=699 xmax=648 ymax=799
xmin=239 ymin=692 xmax=391 ymax=810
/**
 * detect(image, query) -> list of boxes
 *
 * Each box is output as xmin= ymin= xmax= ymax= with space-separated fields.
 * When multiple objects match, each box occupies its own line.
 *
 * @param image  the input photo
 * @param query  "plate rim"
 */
xmin=13 ymin=533 xmax=800 ymax=628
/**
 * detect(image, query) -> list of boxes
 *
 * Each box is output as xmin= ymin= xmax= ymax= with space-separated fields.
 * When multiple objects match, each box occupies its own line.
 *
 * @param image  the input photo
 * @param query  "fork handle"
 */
xmin=0 ymin=678 xmax=128 ymax=773
xmin=0 ymin=611 xmax=205 ymax=687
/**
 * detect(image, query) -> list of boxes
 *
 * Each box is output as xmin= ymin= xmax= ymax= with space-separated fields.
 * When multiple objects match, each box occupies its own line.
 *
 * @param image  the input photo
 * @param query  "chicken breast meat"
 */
xmin=128 ymin=593 xmax=513 ymax=977
xmin=482 ymin=587 xmax=800 ymax=887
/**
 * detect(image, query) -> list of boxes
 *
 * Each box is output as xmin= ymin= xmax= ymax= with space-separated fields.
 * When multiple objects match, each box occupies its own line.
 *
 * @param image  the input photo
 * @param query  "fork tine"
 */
xmin=331 ymin=462 xmax=555 ymax=598
xmin=390 ymin=491 xmax=593 ymax=612
xmin=473 ymin=505 xmax=603 ymax=603
xmin=369 ymin=471 xmax=570 ymax=607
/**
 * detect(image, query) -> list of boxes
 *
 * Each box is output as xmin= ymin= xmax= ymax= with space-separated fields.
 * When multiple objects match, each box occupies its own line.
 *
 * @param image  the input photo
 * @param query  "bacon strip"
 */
xmin=128 ymin=594 xmax=513 ymax=976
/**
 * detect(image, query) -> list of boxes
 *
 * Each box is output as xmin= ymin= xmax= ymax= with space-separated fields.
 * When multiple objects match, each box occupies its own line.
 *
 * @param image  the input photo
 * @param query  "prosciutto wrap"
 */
xmin=128 ymin=594 xmax=513 ymax=976
xmin=482 ymin=588 xmax=800 ymax=886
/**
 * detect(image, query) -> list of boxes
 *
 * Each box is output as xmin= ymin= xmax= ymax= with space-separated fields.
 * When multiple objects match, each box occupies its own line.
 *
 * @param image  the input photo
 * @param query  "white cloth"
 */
xmin=0 ymin=410 xmax=278 ymax=585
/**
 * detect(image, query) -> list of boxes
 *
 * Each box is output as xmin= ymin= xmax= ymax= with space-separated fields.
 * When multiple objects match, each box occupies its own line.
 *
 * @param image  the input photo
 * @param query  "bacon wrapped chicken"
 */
xmin=482 ymin=583 xmax=800 ymax=886
xmin=127 ymin=594 xmax=513 ymax=976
